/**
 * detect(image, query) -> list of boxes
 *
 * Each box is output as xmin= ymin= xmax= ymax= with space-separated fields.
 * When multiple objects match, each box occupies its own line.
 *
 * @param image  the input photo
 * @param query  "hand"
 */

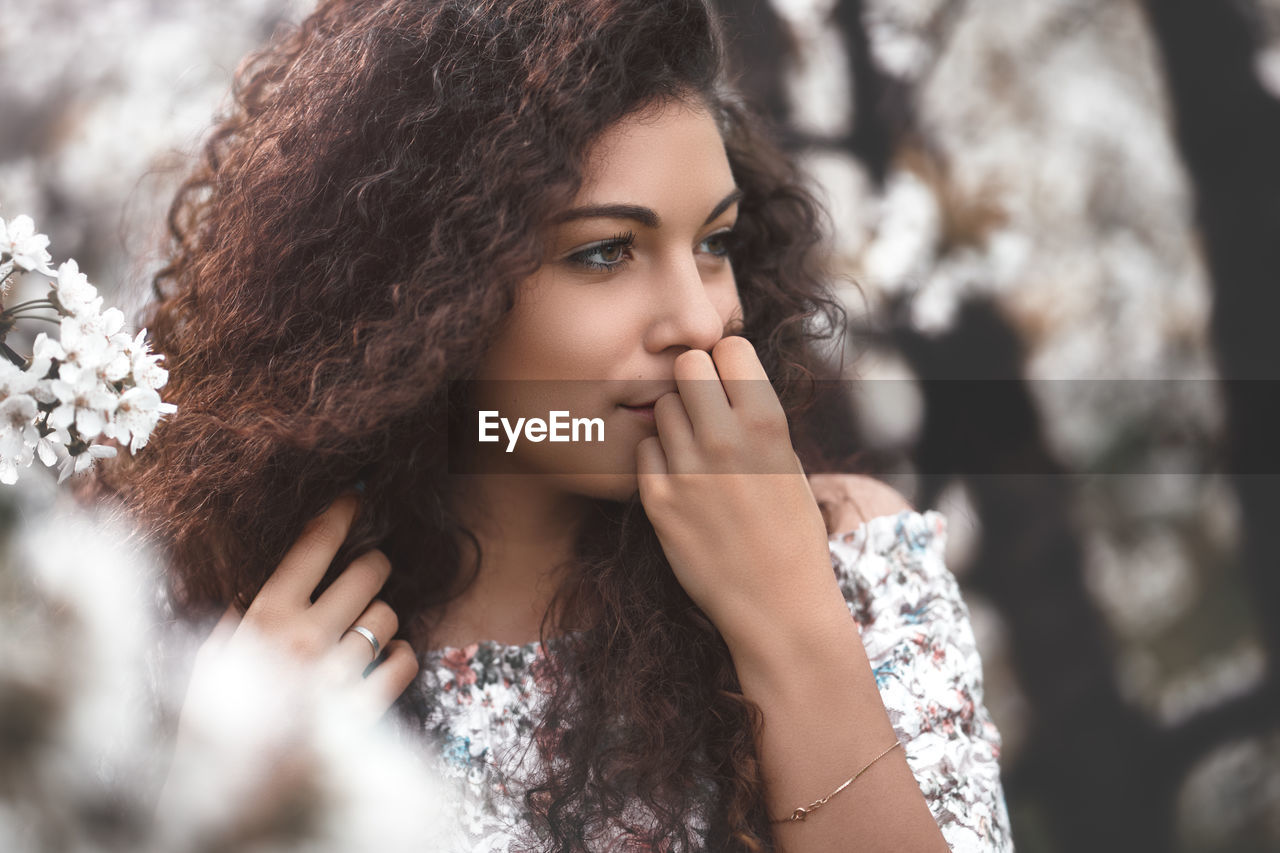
xmin=157 ymin=493 xmax=420 ymax=823
xmin=181 ymin=492 xmax=419 ymax=724
xmin=634 ymin=337 xmax=846 ymax=650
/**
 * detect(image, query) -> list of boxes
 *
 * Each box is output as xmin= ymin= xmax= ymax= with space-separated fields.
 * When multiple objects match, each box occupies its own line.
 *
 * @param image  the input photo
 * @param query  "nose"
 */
xmin=642 ymin=255 xmax=730 ymax=355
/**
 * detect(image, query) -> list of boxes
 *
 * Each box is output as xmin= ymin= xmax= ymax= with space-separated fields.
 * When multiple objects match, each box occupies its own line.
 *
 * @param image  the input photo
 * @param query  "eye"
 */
xmin=699 ymin=228 xmax=736 ymax=258
xmin=566 ymin=231 xmax=636 ymax=271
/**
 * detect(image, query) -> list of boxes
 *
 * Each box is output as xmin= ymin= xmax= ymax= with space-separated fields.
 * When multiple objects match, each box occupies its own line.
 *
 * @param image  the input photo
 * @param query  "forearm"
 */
xmin=724 ymin=589 xmax=950 ymax=853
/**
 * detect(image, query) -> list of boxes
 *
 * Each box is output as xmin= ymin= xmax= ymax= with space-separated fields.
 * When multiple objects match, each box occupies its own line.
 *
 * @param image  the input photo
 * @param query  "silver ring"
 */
xmin=346 ymin=625 xmax=380 ymax=662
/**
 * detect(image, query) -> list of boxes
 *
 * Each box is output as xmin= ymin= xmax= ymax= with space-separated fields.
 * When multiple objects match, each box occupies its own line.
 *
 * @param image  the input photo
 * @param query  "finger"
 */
xmin=709 ymin=336 xmax=769 ymax=381
xmin=330 ymin=599 xmax=399 ymax=674
xmin=214 ymin=600 xmax=242 ymax=636
xmin=309 ymin=548 xmax=392 ymax=630
xmin=197 ymin=601 xmax=243 ymax=662
xmin=672 ymin=349 xmax=731 ymax=433
xmin=651 ymin=391 xmax=694 ymax=457
xmin=360 ymin=639 xmax=420 ymax=713
xmin=261 ymin=492 xmax=360 ymax=607
xmin=632 ymin=435 xmax=670 ymax=481
xmin=709 ymin=336 xmax=778 ymax=412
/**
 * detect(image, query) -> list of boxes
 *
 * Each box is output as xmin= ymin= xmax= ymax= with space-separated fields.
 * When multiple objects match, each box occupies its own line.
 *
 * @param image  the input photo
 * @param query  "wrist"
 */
xmin=722 ymin=594 xmax=899 ymax=763
xmin=719 ymin=589 xmax=861 ymax=684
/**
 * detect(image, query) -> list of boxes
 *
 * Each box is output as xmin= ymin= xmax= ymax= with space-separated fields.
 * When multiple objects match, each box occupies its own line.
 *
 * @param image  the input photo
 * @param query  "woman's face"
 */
xmin=466 ymin=97 xmax=744 ymax=500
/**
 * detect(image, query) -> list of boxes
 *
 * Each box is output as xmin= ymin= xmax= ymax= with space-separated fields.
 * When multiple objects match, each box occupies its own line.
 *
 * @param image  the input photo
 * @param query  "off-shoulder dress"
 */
xmin=415 ymin=509 xmax=1015 ymax=852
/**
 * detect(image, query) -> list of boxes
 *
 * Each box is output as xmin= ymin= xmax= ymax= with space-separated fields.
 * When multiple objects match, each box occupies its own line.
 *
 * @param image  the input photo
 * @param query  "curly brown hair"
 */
xmin=88 ymin=0 xmax=862 ymax=849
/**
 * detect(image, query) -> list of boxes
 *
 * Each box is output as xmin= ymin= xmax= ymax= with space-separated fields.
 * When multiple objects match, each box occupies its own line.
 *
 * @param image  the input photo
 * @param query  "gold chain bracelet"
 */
xmin=769 ymin=740 xmax=903 ymax=825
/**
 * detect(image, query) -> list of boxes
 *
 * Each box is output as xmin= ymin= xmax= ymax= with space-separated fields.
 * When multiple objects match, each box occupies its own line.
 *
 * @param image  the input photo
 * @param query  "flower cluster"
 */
xmin=0 ymin=210 xmax=176 ymax=485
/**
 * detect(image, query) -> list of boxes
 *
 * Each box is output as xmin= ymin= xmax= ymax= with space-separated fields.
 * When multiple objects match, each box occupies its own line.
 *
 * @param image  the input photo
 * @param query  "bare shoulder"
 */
xmin=807 ymin=473 xmax=916 ymax=536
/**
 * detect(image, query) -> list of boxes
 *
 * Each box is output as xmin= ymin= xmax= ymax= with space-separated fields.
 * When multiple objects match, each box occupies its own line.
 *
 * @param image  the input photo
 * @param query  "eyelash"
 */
xmin=567 ymin=231 xmax=636 ymax=271
xmin=566 ymin=228 xmax=737 ymax=271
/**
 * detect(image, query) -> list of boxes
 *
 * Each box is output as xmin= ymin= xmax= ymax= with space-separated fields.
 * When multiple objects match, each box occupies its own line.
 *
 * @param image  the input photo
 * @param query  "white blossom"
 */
xmin=0 ymin=358 xmax=37 ymax=397
xmin=0 ymin=393 xmax=40 ymax=484
xmin=27 ymin=332 xmax=65 ymax=384
xmin=56 ymin=442 xmax=117 ymax=484
xmin=52 ymin=258 xmax=103 ymax=317
xmin=105 ymin=385 xmax=172 ymax=453
xmin=0 ymin=206 xmax=180 ymax=485
xmin=63 ymin=314 xmax=132 ymax=386
xmin=35 ymin=426 xmax=70 ymax=468
xmin=0 ymin=213 xmax=55 ymax=275
xmin=0 ymin=211 xmax=177 ymax=486
xmin=124 ymin=328 xmax=170 ymax=391
xmin=48 ymin=364 xmax=117 ymax=441
xmin=77 ymin=304 xmax=126 ymax=340
xmin=54 ymin=316 xmax=112 ymax=378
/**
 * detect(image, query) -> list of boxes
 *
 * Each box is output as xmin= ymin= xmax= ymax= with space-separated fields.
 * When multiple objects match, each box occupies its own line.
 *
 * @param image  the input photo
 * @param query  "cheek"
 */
xmin=509 ymin=290 xmax=638 ymax=379
xmin=716 ymin=278 xmax=745 ymax=327
xmin=529 ymin=292 xmax=651 ymax=378
xmin=470 ymin=307 xmax=627 ymax=419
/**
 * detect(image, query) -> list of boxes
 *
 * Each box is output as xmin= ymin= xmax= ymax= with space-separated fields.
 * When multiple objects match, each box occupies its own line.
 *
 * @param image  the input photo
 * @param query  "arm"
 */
xmin=720 ymin=485 xmax=958 ymax=853
xmin=725 ymin=593 xmax=950 ymax=853
xmin=636 ymin=339 xmax=952 ymax=851
xmin=729 ymin=505 xmax=1014 ymax=851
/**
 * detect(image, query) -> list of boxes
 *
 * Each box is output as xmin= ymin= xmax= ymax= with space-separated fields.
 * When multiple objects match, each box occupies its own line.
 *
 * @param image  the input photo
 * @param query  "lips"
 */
xmin=618 ymin=387 xmax=676 ymax=409
xmin=617 ymin=385 xmax=674 ymax=425
xmin=619 ymin=403 xmax=656 ymax=422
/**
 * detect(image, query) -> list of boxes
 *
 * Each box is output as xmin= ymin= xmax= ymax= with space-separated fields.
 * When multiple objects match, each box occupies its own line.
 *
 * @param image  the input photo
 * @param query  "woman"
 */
xmin=92 ymin=0 xmax=1013 ymax=850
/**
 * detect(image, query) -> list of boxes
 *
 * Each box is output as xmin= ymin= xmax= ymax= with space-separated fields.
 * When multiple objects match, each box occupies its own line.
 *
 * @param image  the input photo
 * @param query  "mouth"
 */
xmin=617 ymin=385 xmax=675 ymax=423
xmin=618 ymin=402 xmax=657 ymax=422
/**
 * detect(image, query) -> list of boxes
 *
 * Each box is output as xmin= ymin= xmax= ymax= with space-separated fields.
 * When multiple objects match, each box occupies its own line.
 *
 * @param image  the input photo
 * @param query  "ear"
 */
xmin=807 ymin=473 xmax=915 ymax=537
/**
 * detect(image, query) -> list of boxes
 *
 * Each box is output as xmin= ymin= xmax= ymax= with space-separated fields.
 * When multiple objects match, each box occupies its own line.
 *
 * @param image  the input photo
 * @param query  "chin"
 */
xmin=553 ymin=471 xmax=642 ymax=503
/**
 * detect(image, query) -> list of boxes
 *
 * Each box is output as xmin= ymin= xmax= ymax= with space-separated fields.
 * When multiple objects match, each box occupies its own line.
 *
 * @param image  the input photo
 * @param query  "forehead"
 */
xmin=573 ymin=99 xmax=734 ymax=207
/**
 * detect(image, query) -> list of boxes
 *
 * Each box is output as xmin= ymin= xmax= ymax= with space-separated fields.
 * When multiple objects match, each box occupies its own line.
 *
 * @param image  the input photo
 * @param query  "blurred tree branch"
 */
xmin=1140 ymin=0 xmax=1280 ymax=780
xmin=716 ymin=0 xmax=1280 ymax=849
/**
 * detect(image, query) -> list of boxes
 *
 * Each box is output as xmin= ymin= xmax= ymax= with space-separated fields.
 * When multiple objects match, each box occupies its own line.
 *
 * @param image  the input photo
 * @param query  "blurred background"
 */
xmin=2 ymin=0 xmax=1279 ymax=850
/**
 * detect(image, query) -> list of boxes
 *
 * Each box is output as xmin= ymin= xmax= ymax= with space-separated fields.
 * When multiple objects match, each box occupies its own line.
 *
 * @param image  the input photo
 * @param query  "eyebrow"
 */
xmin=553 ymin=188 xmax=744 ymax=229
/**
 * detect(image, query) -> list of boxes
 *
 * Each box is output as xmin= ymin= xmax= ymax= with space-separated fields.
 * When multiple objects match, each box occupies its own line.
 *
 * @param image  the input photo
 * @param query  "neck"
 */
xmin=418 ymin=474 xmax=592 ymax=651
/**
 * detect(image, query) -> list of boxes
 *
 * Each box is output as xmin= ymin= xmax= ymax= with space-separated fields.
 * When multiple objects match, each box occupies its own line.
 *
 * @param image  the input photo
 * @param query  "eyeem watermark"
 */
xmin=479 ymin=410 xmax=605 ymax=453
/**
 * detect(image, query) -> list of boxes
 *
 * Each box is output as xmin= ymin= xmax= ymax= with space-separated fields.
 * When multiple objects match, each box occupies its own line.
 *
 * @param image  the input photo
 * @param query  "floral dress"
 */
xmin=415 ymin=509 xmax=1015 ymax=852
